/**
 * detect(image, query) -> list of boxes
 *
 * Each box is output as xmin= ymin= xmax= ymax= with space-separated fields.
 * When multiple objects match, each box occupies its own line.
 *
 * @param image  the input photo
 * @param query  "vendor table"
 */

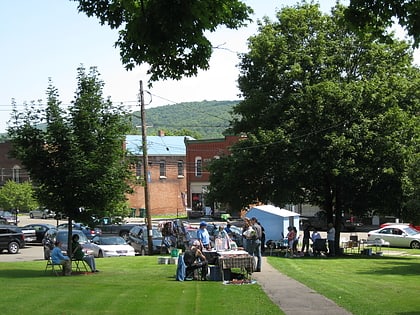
xmin=359 ymin=239 xmax=390 ymax=255
xmin=216 ymin=250 xmax=255 ymax=281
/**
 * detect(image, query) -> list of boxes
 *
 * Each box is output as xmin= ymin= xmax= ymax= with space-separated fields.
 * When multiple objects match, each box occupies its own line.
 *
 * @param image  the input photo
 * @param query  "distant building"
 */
xmin=184 ymin=135 xmax=244 ymax=214
xmin=0 ymin=141 xmax=30 ymax=186
xmin=125 ymin=131 xmax=194 ymax=216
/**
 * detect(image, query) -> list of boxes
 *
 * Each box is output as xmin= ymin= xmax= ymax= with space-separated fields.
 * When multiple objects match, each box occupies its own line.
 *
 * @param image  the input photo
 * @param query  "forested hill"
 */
xmin=0 ymin=100 xmax=239 ymax=141
xmin=132 ymin=100 xmax=239 ymax=139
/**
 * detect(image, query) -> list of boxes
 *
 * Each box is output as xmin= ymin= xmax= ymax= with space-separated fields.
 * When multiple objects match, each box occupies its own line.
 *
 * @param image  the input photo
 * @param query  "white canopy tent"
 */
xmin=246 ymin=205 xmax=300 ymax=243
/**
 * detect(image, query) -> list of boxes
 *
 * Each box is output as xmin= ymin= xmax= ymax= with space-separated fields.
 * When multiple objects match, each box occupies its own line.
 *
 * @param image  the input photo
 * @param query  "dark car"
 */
xmin=21 ymin=223 xmax=55 ymax=244
xmin=42 ymin=228 xmax=96 ymax=260
xmin=0 ymin=210 xmax=18 ymax=225
xmin=57 ymin=222 xmax=101 ymax=240
xmin=0 ymin=224 xmax=25 ymax=254
xmin=127 ymin=225 xmax=166 ymax=255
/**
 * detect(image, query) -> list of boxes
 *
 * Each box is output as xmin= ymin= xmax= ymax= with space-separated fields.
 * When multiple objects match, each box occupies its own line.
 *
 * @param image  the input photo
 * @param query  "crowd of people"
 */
xmin=284 ymin=222 xmax=335 ymax=257
xmin=179 ymin=216 xmax=337 ymax=281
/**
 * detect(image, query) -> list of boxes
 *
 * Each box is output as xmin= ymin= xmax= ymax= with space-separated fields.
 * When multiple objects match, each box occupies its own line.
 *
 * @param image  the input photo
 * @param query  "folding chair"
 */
xmin=72 ymin=259 xmax=89 ymax=272
xmin=45 ymin=258 xmax=63 ymax=276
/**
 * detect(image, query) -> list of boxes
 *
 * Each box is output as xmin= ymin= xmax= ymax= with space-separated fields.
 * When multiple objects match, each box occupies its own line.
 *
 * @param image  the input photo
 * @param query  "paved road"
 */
xmin=1 ymin=215 xmax=371 ymax=263
xmin=0 ymin=215 xmax=66 ymax=263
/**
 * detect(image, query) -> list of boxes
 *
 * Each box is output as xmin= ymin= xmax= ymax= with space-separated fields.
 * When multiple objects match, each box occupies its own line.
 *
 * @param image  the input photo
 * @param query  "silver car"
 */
xmin=29 ymin=209 xmax=55 ymax=219
xmin=367 ymin=224 xmax=420 ymax=249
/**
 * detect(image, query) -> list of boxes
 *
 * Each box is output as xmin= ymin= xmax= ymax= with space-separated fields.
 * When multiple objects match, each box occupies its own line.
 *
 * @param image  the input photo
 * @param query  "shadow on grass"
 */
xmin=356 ymin=259 xmax=420 ymax=276
xmin=268 ymin=253 xmax=420 ymax=276
xmin=0 ymin=269 xmax=97 ymax=278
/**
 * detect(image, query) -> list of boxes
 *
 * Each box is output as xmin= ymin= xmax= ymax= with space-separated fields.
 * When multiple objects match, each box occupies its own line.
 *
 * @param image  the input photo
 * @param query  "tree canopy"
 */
xmin=208 ymin=3 xmax=419 ymax=225
xmin=7 ymin=66 xmax=133 ymax=222
xmin=345 ymin=0 xmax=420 ymax=47
xmin=74 ymin=0 xmax=253 ymax=84
xmin=0 ymin=181 xmax=38 ymax=212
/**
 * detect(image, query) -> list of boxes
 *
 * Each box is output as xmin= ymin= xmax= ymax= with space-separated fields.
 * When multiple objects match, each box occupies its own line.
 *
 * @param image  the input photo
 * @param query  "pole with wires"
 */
xmin=139 ymin=80 xmax=153 ymax=255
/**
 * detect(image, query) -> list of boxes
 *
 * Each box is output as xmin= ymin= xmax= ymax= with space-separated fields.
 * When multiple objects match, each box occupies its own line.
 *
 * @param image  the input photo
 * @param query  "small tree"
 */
xmin=8 ymin=66 xmax=133 ymax=253
xmin=0 ymin=180 xmax=39 ymax=212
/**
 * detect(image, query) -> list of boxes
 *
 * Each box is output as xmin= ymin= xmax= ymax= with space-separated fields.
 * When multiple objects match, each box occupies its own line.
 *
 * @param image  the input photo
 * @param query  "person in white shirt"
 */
xmin=327 ymin=223 xmax=336 ymax=256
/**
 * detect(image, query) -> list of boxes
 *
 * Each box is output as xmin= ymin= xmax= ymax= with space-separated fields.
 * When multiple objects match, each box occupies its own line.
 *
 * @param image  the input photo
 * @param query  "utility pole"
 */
xmin=139 ymin=80 xmax=153 ymax=255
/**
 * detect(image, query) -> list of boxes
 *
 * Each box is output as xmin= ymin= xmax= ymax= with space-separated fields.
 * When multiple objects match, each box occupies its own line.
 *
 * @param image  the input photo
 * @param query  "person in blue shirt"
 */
xmin=197 ymin=221 xmax=211 ymax=250
xmin=51 ymin=241 xmax=72 ymax=276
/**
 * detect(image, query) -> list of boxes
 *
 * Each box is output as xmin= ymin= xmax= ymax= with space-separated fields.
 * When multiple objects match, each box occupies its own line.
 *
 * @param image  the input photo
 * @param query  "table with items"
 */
xmin=203 ymin=250 xmax=255 ymax=281
xmin=359 ymin=239 xmax=390 ymax=255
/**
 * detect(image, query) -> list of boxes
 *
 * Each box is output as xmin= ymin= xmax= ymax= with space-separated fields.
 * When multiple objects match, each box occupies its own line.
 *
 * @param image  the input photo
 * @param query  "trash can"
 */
xmin=139 ymin=208 xmax=146 ymax=218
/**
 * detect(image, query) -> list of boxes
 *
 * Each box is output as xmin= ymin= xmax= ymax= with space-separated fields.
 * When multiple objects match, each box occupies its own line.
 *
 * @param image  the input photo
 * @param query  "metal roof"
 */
xmin=125 ymin=135 xmax=194 ymax=156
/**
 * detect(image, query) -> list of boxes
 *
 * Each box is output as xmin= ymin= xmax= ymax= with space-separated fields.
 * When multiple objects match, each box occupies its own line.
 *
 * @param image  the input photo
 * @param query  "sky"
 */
xmin=0 ymin=0 xmax=418 ymax=134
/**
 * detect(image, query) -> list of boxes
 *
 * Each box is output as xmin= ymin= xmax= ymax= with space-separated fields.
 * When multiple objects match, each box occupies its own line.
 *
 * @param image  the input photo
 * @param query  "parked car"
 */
xmin=29 ymin=209 xmax=55 ymax=219
xmin=380 ymin=222 xmax=420 ymax=232
xmin=90 ymin=235 xmax=135 ymax=258
xmin=0 ymin=217 xmax=8 ymax=225
xmin=42 ymin=229 xmax=98 ymax=260
xmin=57 ymin=222 xmax=101 ymax=240
xmin=184 ymin=227 xmax=199 ymax=247
xmin=229 ymin=225 xmax=244 ymax=247
xmin=21 ymin=223 xmax=55 ymax=244
xmin=0 ymin=224 xmax=25 ymax=254
xmin=0 ymin=210 xmax=18 ymax=225
xmin=127 ymin=225 xmax=166 ymax=255
xmin=367 ymin=224 xmax=420 ymax=249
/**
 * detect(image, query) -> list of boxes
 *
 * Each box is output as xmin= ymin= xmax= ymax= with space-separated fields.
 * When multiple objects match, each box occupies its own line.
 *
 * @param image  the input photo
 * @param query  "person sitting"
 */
xmin=72 ymin=234 xmax=99 ymax=272
xmin=51 ymin=241 xmax=72 ymax=276
xmin=183 ymin=240 xmax=208 ymax=280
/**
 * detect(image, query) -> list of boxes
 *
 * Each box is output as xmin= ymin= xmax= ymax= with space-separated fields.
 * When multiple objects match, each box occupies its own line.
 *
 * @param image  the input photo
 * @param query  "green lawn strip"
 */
xmin=267 ymin=255 xmax=420 ymax=315
xmin=0 ymin=256 xmax=282 ymax=315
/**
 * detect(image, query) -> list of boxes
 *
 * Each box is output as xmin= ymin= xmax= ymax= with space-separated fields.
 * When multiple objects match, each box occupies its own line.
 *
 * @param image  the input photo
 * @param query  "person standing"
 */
xmin=286 ymin=226 xmax=296 ymax=257
xmin=327 ymin=223 xmax=336 ymax=257
xmin=242 ymin=217 xmax=252 ymax=251
xmin=51 ymin=241 xmax=72 ymax=276
xmin=196 ymin=221 xmax=211 ymax=250
xmin=247 ymin=217 xmax=262 ymax=272
xmin=301 ymin=223 xmax=311 ymax=254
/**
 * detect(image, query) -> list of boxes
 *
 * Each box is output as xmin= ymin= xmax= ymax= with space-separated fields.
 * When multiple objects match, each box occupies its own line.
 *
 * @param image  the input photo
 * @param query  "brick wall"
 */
xmin=126 ymin=155 xmax=187 ymax=216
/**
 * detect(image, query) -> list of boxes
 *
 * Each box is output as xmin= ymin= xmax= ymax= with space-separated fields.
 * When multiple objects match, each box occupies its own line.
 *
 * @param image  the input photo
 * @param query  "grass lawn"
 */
xmin=268 ymin=250 xmax=420 ymax=315
xmin=0 ymin=256 xmax=281 ymax=315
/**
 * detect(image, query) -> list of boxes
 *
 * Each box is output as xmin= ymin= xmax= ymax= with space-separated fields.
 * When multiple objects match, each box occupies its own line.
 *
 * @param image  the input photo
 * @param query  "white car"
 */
xmin=367 ymin=224 xmax=420 ymax=249
xmin=91 ymin=235 xmax=135 ymax=258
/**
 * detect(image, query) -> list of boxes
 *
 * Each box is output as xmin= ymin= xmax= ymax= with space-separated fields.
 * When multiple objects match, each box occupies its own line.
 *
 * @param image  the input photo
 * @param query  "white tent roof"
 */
xmin=249 ymin=205 xmax=300 ymax=217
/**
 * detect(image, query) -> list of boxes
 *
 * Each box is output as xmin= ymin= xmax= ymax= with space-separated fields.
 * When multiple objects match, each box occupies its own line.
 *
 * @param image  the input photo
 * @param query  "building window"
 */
xmin=177 ymin=161 xmax=184 ymax=178
xmin=159 ymin=160 xmax=166 ymax=178
xmin=12 ymin=166 xmax=20 ymax=183
xmin=195 ymin=157 xmax=202 ymax=177
xmin=136 ymin=162 xmax=142 ymax=183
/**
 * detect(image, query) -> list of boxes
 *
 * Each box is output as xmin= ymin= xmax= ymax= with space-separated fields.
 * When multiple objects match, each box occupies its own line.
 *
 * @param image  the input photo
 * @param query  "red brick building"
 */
xmin=125 ymin=134 xmax=191 ymax=217
xmin=184 ymin=135 xmax=244 ymax=214
xmin=0 ymin=141 xmax=30 ymax=186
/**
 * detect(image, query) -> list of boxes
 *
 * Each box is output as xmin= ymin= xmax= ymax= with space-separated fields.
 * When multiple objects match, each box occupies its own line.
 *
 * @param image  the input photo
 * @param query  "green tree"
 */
xmin=8 ymin=66 xmax=133 ymax=250
xmin=209 ymin=3 xmax=419 ymax=247
xmin=160 ymin=128 xmax=202 ymax=139
xmin=0 ymin=180 xmax=39 ymax=212
xmin=74 ymin=0 xmax=252 ymax=83
xmin=345 ymin=0 xmax=420 ymax=47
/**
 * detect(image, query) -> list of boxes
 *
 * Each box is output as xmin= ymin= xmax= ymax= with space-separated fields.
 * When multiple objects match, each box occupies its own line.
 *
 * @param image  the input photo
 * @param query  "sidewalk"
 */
xmin=252 ymin=257 xmax=352 ymax=315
